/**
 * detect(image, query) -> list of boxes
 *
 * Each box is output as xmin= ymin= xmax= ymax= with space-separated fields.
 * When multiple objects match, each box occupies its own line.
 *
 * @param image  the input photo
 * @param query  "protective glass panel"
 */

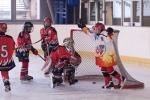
xmin=0 ymin=0 xmax=11 ymax=20
xmin=16 ymin=0 xmax=40 ymax=20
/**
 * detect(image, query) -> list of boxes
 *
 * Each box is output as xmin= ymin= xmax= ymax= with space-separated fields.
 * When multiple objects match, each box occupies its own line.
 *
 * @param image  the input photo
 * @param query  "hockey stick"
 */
xmin=41 ymin=56 xmax=51 ymax=71
xmin=38 ymin=54 xmax=46 ymax=61
xmin=32 ymin=38 xmax=43 ymax=45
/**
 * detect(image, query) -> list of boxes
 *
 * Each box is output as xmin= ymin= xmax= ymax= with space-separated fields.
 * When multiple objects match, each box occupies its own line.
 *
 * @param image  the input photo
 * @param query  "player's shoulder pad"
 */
xmin=56 ymin=45 xmax=65 ymax=51
xmin=4 ymin=35 xmax=14 ymax=39
xmin=40 ymin=28 xmax=45 ymax=34
xmin=50 ymin=27 xmax=57 ymax=33
xmin=101 ymin=31 xmax=108 ymax=37
xmin=40 ymin=27 xmax=45 ymax=31
xmin=18 ymin=32 xmax=24 ymax=38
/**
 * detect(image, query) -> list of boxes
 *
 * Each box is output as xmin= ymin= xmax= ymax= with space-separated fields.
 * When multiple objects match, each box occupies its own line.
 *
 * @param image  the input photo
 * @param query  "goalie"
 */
xmin=42 ymin=37 xmax=81 ymax=88
xmin=78 ymin=20 xmax=123 ymax=89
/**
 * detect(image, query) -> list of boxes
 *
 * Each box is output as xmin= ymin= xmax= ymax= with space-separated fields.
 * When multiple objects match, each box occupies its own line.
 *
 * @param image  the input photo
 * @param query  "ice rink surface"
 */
xmin=0 ymin=55 xmax=150 ymax=100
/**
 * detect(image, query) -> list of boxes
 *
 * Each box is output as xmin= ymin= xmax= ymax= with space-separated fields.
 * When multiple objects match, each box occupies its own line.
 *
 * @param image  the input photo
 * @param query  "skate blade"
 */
xmin=50 ymin=83 xmax=55 ymax=88
xmin=44 ymin=74 xmax=50 ymax=77
xmin=113 ymin=85 xmax=121 ymax=89
xmin=114 ymin=77 xmax=126 ymax=89
xmin=20 ymin=79 xmax=33 ymax=83
xmin=50 ymin=75 xmax=55 ymax=88
xmin=101 ymin=86 xmax=114 ymax=90
xmin=5 ymin=88 xmax=11 ymax=92
xmin=120 ymin=77 xmax=127 ymax=89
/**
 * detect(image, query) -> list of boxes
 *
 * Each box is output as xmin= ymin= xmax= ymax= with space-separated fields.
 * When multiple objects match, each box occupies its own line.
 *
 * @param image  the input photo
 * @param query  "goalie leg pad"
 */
xmin=52 ymin=68 xmax=63 ymax=85
xmin=64 ymin=67 xmax=78 ymax=85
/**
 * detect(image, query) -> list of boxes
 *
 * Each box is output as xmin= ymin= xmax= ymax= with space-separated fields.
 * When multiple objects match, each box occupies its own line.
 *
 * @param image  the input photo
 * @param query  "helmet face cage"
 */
xmin=63 ymin=37 xmax=75 ymax=52
xmin=0 ymin=23 xmax=7 ymax=32
xmin=44 ymin=17 xmax=52 ymax=28
xmin=23 ymin=22 xmax=34 ymax=33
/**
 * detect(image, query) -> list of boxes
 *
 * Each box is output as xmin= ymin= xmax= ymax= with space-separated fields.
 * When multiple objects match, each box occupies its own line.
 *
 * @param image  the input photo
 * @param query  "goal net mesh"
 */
xmin=70 ymin=29 xmax=144 ymax=89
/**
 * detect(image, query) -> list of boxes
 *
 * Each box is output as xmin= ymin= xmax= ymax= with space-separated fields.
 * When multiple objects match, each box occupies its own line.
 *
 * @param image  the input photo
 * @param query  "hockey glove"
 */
xmin=78 ymin=19 xmax=89 ymax=33
xmin=24 ymin=44 xmax=31 ymax=49
xmin=31 ymin=46 xmax=38 ymax=55
xmin=77 ymin=18 xmax=86 ymax=29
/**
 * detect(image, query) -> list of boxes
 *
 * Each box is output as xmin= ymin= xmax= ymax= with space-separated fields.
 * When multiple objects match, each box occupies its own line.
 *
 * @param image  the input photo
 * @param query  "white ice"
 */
xmin=0 ymin=54 xmax=150 ymax=100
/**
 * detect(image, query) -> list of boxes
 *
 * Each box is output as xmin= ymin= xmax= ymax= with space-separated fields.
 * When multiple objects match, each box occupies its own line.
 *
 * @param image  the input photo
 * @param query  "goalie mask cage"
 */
xmin=70 ymin=29 xmax=144 ymax=89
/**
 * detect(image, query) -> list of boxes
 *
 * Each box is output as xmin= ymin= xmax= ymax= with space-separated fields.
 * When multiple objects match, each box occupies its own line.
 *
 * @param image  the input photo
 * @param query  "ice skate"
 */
xmin=50 ymin=75 xmax=55 ymax=88
xmin=113 ymin=84 xmax=121 ymax=89
xmin=114 ymin=76 xmax=126 ymax=89
xmin=68 ymin=74 xmax=78 ymax=85
xmin=44 ymin=71 xmax=50 ymax=77
xmin=102 ymin=81 xmax=114 ymax=89
xmin=20 ymin=75 xmax=33 ymax=81
xmin=50 ymin=75 xmax=63 ymax=88
xmin=64 ymin=67 xmax=78 ymax=85
xmin=4 ymin=80 xmax=11 ymax=92
xmin=119 ymin=76 xmax=126 ymax=89
xmin=69 ymin=79 xmax=78 ymax=85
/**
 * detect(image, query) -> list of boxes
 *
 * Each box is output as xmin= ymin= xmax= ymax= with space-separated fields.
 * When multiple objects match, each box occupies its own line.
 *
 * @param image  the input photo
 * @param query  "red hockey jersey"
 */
xmin=17 ymin=32 xmax=32 ymax=50
xmin=40 ymin=27 xmax=58 ymax=45
xmin=0 ymin=35 xmax=15 ymax=71
xmin=50 ymin=46 xmax=81 ymax=68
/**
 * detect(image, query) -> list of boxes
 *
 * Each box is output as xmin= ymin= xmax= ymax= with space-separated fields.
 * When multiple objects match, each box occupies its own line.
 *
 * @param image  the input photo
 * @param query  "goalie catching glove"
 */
xmin=77 ymin=19 xmax=89 ymax=33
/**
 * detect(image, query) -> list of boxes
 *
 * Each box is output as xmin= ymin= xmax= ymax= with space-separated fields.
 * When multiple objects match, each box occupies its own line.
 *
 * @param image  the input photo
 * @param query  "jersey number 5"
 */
xmin=0 ymin=45 xmax=8 ymax=58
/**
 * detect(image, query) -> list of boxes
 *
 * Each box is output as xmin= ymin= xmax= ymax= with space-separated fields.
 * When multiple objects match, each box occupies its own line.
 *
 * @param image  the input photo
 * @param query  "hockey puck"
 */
xmin=92 ymin=81 xmax=96 ymax=84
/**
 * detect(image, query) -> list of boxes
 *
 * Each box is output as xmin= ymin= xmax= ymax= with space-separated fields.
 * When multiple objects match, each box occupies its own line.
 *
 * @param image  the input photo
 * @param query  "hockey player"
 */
xmin=45 ymin=37 xmax=81 ymax=88
xmin=40 ymin=16 xmax=59 ymax=58
xmin=78 ymin=21 xmax=122 ymax=89
xmin=0 ymin=23 xmax=15 ymax=92
xmin=16 ymin=21 xmax=38 ymax=81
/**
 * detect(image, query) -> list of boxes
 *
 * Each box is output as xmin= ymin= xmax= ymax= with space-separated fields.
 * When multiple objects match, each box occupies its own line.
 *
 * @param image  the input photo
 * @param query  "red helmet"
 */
xmin=0 ymin=23 xmax=7 ymax=32
xmin=95 ymin=22 xmax=105 ymax=32
xmin=44 ymin=17 xmax=52 ymax=27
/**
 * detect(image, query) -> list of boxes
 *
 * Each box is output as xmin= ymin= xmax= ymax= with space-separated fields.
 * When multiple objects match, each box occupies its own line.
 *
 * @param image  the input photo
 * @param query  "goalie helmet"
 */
xmin=63 ymin=37 xmax=74 ymax=52
xmin=44 ymin=16 xmax=52 ymax=28
xmin=94 ymin=22 xmax=105 ymax=33
xmin=0 ymin=23 xmax=7 ymax=32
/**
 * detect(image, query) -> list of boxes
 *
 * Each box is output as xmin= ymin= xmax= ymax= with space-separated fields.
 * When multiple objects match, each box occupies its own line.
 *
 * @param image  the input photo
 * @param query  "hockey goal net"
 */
xmin=70 ymin=29 xmax=144 ymax=89
xmin=70 ymin=29 xmax=100 ymax=77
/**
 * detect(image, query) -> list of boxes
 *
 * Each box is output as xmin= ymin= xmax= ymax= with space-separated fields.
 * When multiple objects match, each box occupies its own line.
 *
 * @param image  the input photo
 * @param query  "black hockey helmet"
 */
xmin=107 ymin=27 xmax=114 ymax=34
xmin=23 ymin=21 xmax=34 ymax=32
xmin=24 ymin=21 xmax=33 ymax=29
xmin=106 ymin=27 xmax=115 ymax=37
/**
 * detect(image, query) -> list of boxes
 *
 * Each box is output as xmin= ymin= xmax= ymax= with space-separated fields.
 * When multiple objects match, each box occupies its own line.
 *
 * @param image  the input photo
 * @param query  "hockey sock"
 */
xmin=20 ymin=61 xmax=29 ymax=77
xmin=102 ymin=71 xmax=112 ymax=86
xmin=109 ymin=70 xmax=121 ymax=85
xmin=1 ymin=71 xmax=9 ymax=80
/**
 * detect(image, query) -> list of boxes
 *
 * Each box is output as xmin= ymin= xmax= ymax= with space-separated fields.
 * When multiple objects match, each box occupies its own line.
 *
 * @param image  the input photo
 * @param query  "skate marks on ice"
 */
xmin=0 ymin=78 xmax=150 ymax=100
xmin=0 ymin=55 xmax=150 ymax=100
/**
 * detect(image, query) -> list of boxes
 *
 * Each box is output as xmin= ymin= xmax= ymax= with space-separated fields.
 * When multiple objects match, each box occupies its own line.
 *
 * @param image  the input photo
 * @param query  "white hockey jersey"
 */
xmin=88 ymin=31 xmax=117 ymax=67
